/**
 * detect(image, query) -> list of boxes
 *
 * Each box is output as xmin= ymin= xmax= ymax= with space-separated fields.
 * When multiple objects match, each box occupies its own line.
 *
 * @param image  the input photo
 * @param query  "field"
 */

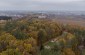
xmin=52 ymin=16 xmax=85 ymax=27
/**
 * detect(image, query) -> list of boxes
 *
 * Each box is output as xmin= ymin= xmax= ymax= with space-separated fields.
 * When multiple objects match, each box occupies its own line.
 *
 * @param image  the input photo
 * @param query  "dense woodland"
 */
xmin=0 ymin=16 xmax=12 ymax=20
xmin=0 ymin=18 xmax=85 ymax=55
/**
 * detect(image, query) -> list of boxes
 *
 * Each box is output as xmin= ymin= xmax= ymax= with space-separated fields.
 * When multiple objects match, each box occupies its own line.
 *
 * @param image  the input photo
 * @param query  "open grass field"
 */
xmin=53 ymin=18 xmax=85 ymax=27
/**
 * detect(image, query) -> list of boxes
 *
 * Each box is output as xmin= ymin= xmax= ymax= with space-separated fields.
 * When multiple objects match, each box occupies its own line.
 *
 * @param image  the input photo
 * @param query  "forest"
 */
xmin=0 ymin=18 xmax=85 ymax=55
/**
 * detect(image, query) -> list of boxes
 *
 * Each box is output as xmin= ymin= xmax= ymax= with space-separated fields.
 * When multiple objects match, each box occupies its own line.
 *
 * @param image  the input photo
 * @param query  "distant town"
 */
xmin=0 ymin=11 xmax=85 ymax=26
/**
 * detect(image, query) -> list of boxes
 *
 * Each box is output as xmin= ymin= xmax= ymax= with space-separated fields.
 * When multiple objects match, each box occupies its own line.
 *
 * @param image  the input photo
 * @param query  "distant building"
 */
xmin=38 ymin=15 xmax=47 ymax=18
xmin=38 ymin=13 xmax=47 ymax=18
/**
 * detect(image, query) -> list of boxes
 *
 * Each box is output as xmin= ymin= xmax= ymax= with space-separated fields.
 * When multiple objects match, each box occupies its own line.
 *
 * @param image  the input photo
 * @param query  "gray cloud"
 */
xmin=0 ymin=0 xmax=85 ymax=11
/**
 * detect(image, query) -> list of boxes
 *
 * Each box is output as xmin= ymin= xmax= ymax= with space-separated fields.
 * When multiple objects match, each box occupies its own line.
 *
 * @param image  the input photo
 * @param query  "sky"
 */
xmin=0 ymin=0 xmax=85 ymax=11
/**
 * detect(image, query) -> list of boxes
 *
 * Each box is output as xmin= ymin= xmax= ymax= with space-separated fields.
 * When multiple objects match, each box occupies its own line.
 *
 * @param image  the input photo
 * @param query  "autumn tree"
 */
xmin=37 ymin=29 xmax=47 ymax=50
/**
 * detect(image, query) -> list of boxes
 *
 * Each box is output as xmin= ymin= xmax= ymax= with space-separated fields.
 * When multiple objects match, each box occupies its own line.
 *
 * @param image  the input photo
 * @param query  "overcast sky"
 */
xmin=0 ymin=0 xmax=85 ymax=11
